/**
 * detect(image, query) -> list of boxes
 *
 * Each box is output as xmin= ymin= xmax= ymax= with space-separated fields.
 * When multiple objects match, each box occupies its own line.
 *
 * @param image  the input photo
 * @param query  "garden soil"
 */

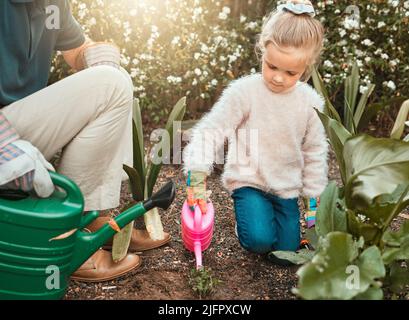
xmin=65 ymin=149 xmax=409 ymax=300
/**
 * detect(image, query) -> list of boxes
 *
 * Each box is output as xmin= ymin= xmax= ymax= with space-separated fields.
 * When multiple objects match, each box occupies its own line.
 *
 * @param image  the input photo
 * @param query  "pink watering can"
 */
xmin=181 ymin=200 xmax=214 ymax=269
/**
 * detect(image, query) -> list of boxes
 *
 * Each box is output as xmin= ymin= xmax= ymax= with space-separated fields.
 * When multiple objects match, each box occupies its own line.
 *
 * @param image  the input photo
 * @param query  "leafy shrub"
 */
xmin=49 ymin=0 xmax=409 ymax=124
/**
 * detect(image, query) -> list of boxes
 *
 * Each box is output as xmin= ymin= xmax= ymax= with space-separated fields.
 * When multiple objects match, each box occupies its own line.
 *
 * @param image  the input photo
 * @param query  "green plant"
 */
xmin=390 ymin=99 xmax=409 ymax=141
xmin=270 ymin=91 xmax=409 ymax=299
xmin=112 ymin=97 xmax=186 ymax=261
xmin=189 ymin=267 xmax=222 ymax=299
xmin=128 ymin=96 xmax=186 ymax=234
xmin=287 ymin=119 xmax=409 ymax=299
xmin=312 ymin=63 xmax=379 ymax=135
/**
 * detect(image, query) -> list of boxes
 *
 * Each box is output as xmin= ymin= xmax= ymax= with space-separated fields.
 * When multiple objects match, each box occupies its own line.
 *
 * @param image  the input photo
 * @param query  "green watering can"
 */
xmin=0 ymin=172 xmax=176 ymax=300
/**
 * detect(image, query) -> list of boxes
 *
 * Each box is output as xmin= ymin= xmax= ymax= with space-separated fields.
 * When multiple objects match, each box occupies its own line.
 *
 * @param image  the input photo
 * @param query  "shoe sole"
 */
xmin=70 ymin=258 xmax=142 ymax=283
xmin=102 ymin=234 xmax=171 ymax=252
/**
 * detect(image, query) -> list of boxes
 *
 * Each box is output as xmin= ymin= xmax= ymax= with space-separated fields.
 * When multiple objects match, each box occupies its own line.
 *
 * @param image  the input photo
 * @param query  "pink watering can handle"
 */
xmin=194 ymin=205 xmax=203 ymax=269
xmin=193 ymin=204 xmax=202 ymax=231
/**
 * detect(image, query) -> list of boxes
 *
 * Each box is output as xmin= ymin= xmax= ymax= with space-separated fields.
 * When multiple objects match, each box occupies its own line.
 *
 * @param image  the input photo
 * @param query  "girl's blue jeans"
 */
xmin=231 ymin=187 xmax=301 ymax=254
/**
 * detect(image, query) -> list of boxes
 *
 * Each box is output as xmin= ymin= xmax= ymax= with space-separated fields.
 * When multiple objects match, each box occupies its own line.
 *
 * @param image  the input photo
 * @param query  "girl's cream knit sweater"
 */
xmin=183 ymin=73 xmax=328 ymax=199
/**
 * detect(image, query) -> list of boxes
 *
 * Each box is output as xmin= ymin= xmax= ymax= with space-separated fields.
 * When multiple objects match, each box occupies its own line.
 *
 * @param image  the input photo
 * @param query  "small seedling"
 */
xmin=189 ymin=267 xmax=222 ymax=299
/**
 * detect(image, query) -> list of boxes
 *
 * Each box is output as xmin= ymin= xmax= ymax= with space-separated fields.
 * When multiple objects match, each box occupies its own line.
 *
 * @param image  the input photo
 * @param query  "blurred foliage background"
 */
xmin=50 ymin=0 xmax=409 ymax=126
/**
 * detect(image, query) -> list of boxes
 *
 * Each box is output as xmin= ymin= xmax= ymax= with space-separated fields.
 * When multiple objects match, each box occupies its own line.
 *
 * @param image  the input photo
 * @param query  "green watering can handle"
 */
xmin=49 ymin=172 xmax=99 ymax=228
xmin=49 ymin=171 xmax=84 ymax=206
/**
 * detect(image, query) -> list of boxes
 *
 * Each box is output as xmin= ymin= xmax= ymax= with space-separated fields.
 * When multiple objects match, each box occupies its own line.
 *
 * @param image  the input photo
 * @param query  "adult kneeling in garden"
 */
xmin=0 ymin=0 xmax=170 ymax=282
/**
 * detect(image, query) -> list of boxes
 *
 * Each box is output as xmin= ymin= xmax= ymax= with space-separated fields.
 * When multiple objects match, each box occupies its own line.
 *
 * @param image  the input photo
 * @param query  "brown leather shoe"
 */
xmin=71 ymin=249 xmax=141 ymax=283
xmin=86 ymin=216 xmax=171 ymax=252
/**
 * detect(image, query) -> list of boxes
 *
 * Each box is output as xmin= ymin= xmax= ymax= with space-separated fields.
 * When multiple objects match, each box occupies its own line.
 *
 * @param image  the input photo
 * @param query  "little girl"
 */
xmin=183 ymin=1 xmax=328 ymax=257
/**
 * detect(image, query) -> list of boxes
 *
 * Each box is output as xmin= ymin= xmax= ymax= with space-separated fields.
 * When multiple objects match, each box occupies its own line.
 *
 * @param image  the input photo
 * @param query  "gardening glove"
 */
xmin=186 ymin=170 xmax=211 ymax=214
xmin=0 ymin=113 xmax=55 ymax=198
xmin=304 ymin=197 xmax=320 ymax=229
xmin=82 ymin=42 xmax=121 ymax=69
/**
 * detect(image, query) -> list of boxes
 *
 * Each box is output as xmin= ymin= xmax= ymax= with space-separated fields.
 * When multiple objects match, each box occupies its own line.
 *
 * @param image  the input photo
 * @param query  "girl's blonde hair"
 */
xmin=256 ymin=9 xmax=325 ymax=81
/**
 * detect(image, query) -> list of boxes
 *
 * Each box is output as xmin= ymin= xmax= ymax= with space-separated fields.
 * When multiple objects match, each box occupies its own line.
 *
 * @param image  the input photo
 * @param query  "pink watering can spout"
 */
xmin=181 ymin=200 xmax=214 ymax=270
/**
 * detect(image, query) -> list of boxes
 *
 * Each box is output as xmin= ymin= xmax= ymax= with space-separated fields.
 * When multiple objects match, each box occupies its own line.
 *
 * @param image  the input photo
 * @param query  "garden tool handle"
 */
xmin=49 ymin=171 xmax=84 ymax=208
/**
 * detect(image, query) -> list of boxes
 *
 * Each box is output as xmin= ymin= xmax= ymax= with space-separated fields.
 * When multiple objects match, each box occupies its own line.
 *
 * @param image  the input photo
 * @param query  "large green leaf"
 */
xmin=269 ymin=249 xmax=315 ymax=265
xmin=112 ymin=221 xmax=134 ymax=263
xmin=346 ymin=210 xmax=381 ymax=245
xmin=316 ymin=181 xmax=347 ymax=237
xmin=354 ymin=84 xmax=375 ymax=130
xmin=343 ymin=98 xmax=357 ymax=134
xmin=294 ymin=232 xmax=385 ymax=300
xmin=387 ymin=261 xmax=409 ymax=294
xmin=343 ymin=134 xmax=409 ymax=210
xmin=316 ymin=110 xmax=352 ymax=184
xmin=358 ymin=184 xmax=409 ymax=227
xmin=123 ymin=164 xmax=144 ymax=201
xmin=311 ymin=67 xmax=342 ymax=123
xmin=147 ymin=97 xmax=186 ymax=197
xmin=390 ymin=100 xmax=409 ymax=140
xmin=345 ymin=63 xmax=360 ymax=116
xmin=132 ymin=99 xmax=146 ymax=193
xmin=354 ymin=286 xmax=384 ymax=300
xmin=382 ymin=220 xmax=409 ymax=265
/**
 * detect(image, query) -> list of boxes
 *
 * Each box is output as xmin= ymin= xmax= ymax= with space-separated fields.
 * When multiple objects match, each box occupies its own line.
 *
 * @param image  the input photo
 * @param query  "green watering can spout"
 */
xmin=69 ymin=179 xmax=176 ymax=274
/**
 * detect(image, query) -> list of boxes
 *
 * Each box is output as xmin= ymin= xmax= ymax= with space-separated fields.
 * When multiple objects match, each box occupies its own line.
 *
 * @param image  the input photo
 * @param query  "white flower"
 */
xmin=323 ymin=60 xmax=334 ymax=68
xmin=194 ymin=53 xmax=201 ymax=60
xmin=360 ymin=85 xmax=369 ymax=94
xmin=192 ymin=79 xmax=198 ymax=86
xmin=171 ymin=36 xmax=180 ymax=45
xmin=194 ymin=68 xmax=202 ymax=76
xmin=388 ymin=0 xmax=399 ymax=8
xmin=211 ymin=79 xmax=218 ymax=86
xmin=245 ymin=21 xmax=258 ymax=30
xmin=365 ymin=57 xmax=371 ymax=63
xmin=384 ymin=80 xmax=396 ymax=91
xmin=344 ymin=17 xmax=360 ymax=30
xmin=377 ymin=21 xmax=386 ymax=28
xmin=362 ymin=39 xmax=374 ymax=46
xmin=167 ymin=76 xmax=182 ymax=85
xmin=193 ymin=7 xmax=203 ymax=16
xmin=404 ymin=1 xmax=409 ymax=9
xmin=381 ymin=53 xmax=389 ymax=60
xmin=339 ymin=29 xmax=347 ymax=38
xmin=201 ymin=44 xmax=209 ymax=54
xmin=88 ymin=17 xmax=96 ymax=26
xmin=228 ymin=55 xmax=237 ymax=63
xmin=218 ymin=6 xmax=230 ymax=20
